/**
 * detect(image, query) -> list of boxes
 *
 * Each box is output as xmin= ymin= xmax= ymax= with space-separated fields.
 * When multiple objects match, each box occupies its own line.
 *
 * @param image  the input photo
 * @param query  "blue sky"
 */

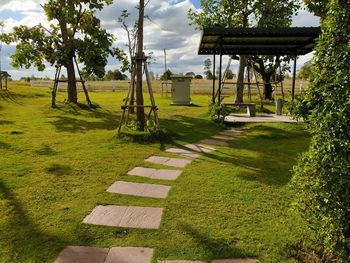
xmin=0 ymin=0 xmax=319 ymax=79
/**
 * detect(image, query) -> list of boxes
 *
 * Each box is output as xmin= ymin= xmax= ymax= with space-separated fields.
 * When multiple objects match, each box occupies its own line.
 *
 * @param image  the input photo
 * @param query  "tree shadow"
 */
xmin=161 ymin=115 xmax=223 ymax=144
xmin=48 ymin=108 xmax=119 ymax=133
xmin=165 ymin=122 xmax=309 ymax=186
xmin=34 ymin=145 xmax=58 ymax=156
xmin=45 ymin=164 xmax=72 ymax=176
xmin=0 ymin=141 xmax=11 ymax=149
xmin=0 ymin=120 xmax=14 ymax=125
xmin=0 ymin=180 xmax=70 ymax=262
xmin=180 ymin=223 xmax=256 ymax=260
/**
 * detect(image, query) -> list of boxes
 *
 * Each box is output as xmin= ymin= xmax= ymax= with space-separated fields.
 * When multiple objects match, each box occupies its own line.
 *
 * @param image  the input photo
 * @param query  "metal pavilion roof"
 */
xmin=198 ymin=27 xmax=321 ymax=56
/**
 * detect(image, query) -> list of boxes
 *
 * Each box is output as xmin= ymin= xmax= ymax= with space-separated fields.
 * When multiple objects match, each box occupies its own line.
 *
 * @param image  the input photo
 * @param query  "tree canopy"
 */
xmin=189 ymin=0 xmax=301 ymax=101
xmin=6 ymin=0 xmax=125 ymax=103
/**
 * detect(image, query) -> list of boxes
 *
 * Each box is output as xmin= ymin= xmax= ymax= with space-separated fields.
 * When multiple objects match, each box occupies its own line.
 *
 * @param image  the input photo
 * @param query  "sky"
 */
xmin=0 ymin=0 xmax=320 ymax=80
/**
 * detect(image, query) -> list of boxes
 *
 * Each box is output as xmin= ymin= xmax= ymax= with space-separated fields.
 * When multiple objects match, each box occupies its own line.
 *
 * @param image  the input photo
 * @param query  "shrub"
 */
xmin=291 ymin=0 xmax=350 ymax=260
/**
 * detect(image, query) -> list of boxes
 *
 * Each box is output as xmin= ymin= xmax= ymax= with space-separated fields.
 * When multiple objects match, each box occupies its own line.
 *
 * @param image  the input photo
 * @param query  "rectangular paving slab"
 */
xmin=105 ymin=247 xmax=154 ymax=263
xmin=200 ymin=139 xmax=228 ymax=146
xmin=55 ymin=246 xmax=154 ymax=263
xmin=83 ymin=205 xmax=163 ymax=229
xmin=184 ymin=144 xmax=216 ymax=153
xmin=145 ymin=156 xmax=191 ymax=168
xmin=54 ymin=246 xmax=109 ymax=263
xmin=212 ymin=259 xmax=258 ymax=263
xmin=128 ymin=167 xmax=182 ymax=181
xmin=211 ymin=135 xmax=233 ymax=141
xmin=107 ymin=181 xmax=171 ymax=198
xmin=218 ymin=130 xmax=243 ymax=137
xmin=166 ymin=148 xmax=202 ymax=158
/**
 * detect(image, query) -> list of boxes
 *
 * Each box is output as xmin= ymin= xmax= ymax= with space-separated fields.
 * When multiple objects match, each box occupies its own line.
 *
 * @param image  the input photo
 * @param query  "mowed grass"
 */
xmin=1 ymin=83 xmax=313 ymax=263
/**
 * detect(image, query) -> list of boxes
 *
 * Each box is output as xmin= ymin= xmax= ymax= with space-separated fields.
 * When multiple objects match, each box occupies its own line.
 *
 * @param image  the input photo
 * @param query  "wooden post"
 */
xmin=218 ymin=53 xmax=223 ymax=102
xmin=212 ymin=53 xmax=216 ymax=104
xmin=292 ymin=54 xmax=297 ymax=105
xmin=135 ymin=0 xmax=145 ymax=130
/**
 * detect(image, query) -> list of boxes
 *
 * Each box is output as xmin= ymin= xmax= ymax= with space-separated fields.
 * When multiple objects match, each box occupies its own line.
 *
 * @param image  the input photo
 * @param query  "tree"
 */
xmin=189 ymin=0 xmax=300 ymax=101
xmin=104 ymin=70 xmax=128 ymax=80
xmin=185 ymin=72 xmax=195 ymax=78
xmin=203 ymin=58 xmax=213 ymax=80
xmin=292 ymin=0 xmax=350 ymax=259
xmin=134 ymin=0 xmax=146 ymax=130
xmin=297 ymin=61 xmax=312 ymax=80
xmin=7 ymin=0 xmax=123 ymax=104
xmin=160 ymin=69 xmax=172 ymax=81
xmin=194 ymin=74 xmax=203 ymax=79
xmin=226 ymin=69 xmax=235 ymax=80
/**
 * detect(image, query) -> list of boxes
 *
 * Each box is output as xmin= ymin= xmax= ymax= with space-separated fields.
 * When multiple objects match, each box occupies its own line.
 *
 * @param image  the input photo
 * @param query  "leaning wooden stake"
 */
xmin=117 ymin=54 xmax=159 ymax=135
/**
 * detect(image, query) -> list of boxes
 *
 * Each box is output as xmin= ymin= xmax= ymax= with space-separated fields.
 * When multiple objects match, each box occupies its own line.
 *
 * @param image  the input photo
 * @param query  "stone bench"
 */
xmin=222 ymin=103 xmax=256 ymax=117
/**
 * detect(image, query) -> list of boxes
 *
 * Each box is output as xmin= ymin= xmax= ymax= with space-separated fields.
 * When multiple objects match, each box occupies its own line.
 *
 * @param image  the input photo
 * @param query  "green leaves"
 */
xmin=292 ymin=0 xmax=350 ymax=259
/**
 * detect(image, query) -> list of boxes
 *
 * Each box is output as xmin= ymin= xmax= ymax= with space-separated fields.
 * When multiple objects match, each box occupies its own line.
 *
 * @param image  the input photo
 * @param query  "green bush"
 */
xmin=291 ymin=0 xmax=350 ymax=260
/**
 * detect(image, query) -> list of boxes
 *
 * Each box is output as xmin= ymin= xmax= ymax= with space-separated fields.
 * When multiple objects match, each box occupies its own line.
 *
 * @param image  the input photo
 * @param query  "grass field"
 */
xmin=28 ymin=78 xmax=308 ymax=96
xmin=0 ymin=83 xmax=314 ymax=262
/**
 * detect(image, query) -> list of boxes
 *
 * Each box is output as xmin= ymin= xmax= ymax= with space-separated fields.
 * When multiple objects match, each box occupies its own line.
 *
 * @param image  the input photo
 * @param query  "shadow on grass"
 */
xmin=45 ymin=164 xmax=72 ymax=176
xmin=34 ymin=145 xmax=57 ymax=156
xmin=0 ymin=180 xmax=70 ymax=262
xmin=0 ymin=141 xmax=11 ymax=149
xmin=167 ymin=122 xmax=309 ymax=186
xmin=0 ymin=89 xmax=47 ymax=105
xmin=48 ymin=108 xmax=119 ymax=133
xmin=181 ymin=223 xmax=255 ymax=259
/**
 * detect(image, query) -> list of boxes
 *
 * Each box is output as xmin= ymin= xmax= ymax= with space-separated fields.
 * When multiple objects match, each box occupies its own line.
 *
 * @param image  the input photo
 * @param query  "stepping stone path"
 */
xmin=128 ymin=167 xmax=182 ymax=181
xmin=201 ymin=138 xmax=228 ymax=146
xmin=56 ymin=128 xmax=250 ymax=262
xmin=165 ymin=148 xmax=202 ymax=158
xmin=184 ymin=143 xmax=216 ymax=153
xmin=107 ymin=181 xmax=171 ymax=199
xmin=83 ymin=205 xmax=163 ymax=229
xmin=54 ymin=246 xmax=153 ymax=263
xmin=145 ymin=156 xmax=192 ymax=168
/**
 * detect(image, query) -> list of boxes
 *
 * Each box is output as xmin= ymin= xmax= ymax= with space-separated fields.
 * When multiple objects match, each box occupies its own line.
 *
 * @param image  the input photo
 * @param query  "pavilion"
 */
xmin=198 ymin=27 xmax=321 ymax=104
xmin=0 ymin=71 xmax=11 ymax=90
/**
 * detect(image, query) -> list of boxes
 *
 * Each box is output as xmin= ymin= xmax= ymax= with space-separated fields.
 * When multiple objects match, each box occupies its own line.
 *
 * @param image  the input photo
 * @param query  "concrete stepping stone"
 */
xmin=212 ymin=259 xmax=258 ymax=263
xmin=55 ymin=246 xmax=154 ymax=263
xmin=166 ymin=148 xmax=202 ymax=158
xmin=201 ymin=139 xmax=228 ymax=146
xmin=83 ymin=205 xmax=163 ymax=229
xmin=106 ymin=247 xmax=154 ymax=263
xmin=211 ymin=135 xmax=233 ymax=141
xmin=128 ymin=167 xmax=182 ymax=181
xmin=158 ymin=261 xmax=205 ymax=263
xmin=145 ymin=156 xmax=191 ymax=168
xmin=107 ymin=181 xmax=171 ymax=199
xmin=184 ymin=144 xmax=216 ymax=153
xmin=218 ymin=130 xmax=243 ymax=137
xmin=54 ymin=246 xmax=108 ymax=263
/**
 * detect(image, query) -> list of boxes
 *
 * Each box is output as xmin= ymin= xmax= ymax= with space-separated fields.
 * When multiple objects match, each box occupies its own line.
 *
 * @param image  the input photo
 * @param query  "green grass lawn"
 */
xmin=0 ymin=83 xmax=313 ymax=262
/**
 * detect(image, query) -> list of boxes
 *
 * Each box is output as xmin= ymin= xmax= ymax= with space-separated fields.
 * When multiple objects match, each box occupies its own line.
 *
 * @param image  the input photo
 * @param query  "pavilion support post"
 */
xmin=218 ymin=52 xmax=223 ymax=103
xmin=292 ymin=54 xmax=297 ymax=105
xmin=212 ymin=53 xmax=216 ymax=104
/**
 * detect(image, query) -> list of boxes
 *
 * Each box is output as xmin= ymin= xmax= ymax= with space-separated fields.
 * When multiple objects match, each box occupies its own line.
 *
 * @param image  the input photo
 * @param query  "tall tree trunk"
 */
xmin=59 ymin=0 xmax=77 ymax=103
xmin=66 ymin=57 xmax=77 ymax=103
xmin=135 ymin=0 xmax=145 ymax=130
xmin=262 ymin=73 xmax=273 ymax=100
xmin=234 ymin=55 xmax=247 ymax=103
